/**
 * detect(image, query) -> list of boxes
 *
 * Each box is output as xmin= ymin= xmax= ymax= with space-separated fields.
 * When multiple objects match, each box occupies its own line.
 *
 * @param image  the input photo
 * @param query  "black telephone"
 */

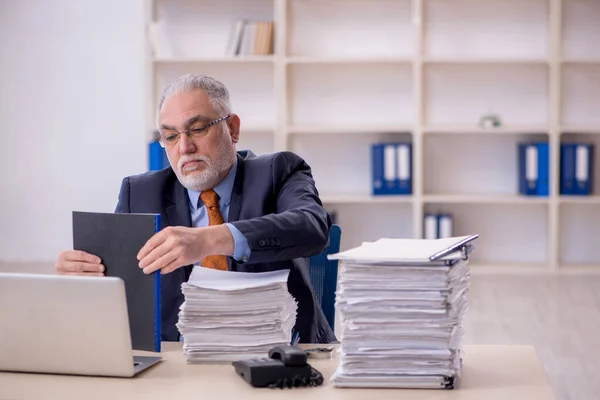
xmin=232 ymin=346 xmax=324 ymax=389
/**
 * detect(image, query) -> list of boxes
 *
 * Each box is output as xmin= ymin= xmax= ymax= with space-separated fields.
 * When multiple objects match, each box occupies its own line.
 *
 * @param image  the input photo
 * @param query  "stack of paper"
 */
xmin=176 ymin=268 xmax=297 ymax=364
xmin=328 ymin=235 xmax=477 ymax=389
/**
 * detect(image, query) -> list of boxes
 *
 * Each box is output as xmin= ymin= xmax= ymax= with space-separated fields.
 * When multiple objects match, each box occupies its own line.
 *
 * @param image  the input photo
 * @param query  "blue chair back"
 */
xmin=309 ymin=224 xmax=342 ymax=332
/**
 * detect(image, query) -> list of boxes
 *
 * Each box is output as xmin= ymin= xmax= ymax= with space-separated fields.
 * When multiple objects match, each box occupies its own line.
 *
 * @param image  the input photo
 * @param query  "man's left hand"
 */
xmin=137 ymin=225 xmax=233 ymax=275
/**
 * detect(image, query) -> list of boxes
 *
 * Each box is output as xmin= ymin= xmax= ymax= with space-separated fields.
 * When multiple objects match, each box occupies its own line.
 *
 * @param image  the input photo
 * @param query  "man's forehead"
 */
xmin=160 ymin=90 xmax=215 ymax=121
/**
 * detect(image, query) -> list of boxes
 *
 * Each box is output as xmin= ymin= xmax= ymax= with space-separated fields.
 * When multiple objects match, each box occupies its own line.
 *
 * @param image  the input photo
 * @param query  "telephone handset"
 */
xmin=232 ymin=346 xmax=324 ymax=389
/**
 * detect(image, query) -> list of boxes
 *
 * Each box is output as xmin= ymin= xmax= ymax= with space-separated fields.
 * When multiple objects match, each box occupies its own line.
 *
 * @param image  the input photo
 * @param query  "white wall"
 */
xmin=0 ymin=0 xmax=147 ymax=263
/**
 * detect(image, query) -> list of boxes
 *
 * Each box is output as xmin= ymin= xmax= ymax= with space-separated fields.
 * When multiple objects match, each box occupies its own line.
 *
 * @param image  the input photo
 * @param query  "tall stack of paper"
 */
xmin=176 ymin=268 xmax=297 ymax=364
xmin=328 ymin=235 xmax=478 ymax=389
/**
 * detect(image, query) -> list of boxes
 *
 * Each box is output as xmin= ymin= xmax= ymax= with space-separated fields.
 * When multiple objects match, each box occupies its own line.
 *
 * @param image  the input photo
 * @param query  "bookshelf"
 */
xmin=146 ymin=0 xmax=600 ymax=271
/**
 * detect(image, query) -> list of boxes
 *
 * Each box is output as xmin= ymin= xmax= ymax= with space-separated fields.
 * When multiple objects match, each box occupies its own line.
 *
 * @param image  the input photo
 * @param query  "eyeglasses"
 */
xmin=157 ymin=114 xmax=231 ymax=148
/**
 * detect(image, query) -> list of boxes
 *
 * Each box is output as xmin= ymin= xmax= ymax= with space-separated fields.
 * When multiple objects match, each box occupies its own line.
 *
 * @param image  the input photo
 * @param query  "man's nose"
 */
xmin=178 ymin=133 xmax=196 ymax=154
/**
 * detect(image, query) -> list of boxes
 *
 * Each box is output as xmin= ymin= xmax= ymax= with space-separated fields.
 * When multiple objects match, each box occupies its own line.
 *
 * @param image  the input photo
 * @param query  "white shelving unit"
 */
xmin=146 ymin=0 xmax=600 ymax=270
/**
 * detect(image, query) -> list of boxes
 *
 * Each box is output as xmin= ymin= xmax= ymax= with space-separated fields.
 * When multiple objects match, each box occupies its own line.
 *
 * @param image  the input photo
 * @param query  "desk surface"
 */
xmin=1 ymin=343 xmax=555 ymax=400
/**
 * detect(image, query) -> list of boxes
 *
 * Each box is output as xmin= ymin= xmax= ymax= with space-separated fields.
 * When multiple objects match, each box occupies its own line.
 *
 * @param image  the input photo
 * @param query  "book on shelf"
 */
xmin=561 ymin=143 xmax=594 ymax=195
xmin=371 ymin=142 xmax=412 ymax=196
xmin=424 ymin=214 xmax=453 ymax=240
xmin=226 ymin=19 xmax=274 ymax=56
xmin=517 ymin=142 xmax=548 ymax=197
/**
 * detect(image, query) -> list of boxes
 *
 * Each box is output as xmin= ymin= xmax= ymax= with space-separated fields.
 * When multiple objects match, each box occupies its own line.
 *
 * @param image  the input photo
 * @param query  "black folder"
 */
xmin=72 ymin=211 xmax=162 ymax=352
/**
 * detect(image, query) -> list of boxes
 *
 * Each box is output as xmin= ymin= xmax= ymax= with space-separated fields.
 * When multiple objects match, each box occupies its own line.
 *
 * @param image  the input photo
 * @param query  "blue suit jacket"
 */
xmin=115 ymin=150 xmax=337 ymax=344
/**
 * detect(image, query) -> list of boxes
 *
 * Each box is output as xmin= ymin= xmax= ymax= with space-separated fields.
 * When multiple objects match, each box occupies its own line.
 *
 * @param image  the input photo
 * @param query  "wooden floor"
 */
xmin=1 ymin=263 xmax=599 ymax=400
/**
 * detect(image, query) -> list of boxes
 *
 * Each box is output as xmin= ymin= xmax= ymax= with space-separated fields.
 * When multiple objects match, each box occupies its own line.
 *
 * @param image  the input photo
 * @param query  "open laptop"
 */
xmin=0 ymin=273 xmax=162 ymax=377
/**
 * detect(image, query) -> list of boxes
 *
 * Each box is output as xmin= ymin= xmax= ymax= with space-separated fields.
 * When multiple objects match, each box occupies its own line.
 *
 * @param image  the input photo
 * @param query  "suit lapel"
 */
xmin=228 ymin=153 xmax=246 ymax=223
xmin=164 ymin=176 xmax=193 ymax=280
xmin=165 ymin=177 xmax=192 ymax=229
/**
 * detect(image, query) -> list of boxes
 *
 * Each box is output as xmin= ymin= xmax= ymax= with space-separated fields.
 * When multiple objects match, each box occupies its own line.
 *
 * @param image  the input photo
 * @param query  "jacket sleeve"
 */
xmin=114 ymin=177 xmax=131 ymax=213
xmin=230 ymin=152 xmax=332 ymax=264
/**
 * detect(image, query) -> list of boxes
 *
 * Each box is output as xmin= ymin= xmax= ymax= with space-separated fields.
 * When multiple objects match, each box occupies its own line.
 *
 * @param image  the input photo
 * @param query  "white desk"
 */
xmin=0 ymin=343 xmax=555 ymax=399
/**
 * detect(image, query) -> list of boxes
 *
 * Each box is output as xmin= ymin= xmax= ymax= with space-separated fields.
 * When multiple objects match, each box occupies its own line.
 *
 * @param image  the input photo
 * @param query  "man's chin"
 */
xmin=177 ymin=172 xmax=211 ymax=191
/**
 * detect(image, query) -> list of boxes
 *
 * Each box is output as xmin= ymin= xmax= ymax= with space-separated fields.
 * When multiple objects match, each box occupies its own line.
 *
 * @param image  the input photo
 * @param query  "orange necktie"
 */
xmin=200 ymin=189 xmax=228 ymax=271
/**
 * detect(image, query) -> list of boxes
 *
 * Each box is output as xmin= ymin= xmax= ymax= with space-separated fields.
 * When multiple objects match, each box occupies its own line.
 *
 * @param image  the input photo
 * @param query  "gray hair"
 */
xmin=156 ymin=73 xmax=232 ymax=127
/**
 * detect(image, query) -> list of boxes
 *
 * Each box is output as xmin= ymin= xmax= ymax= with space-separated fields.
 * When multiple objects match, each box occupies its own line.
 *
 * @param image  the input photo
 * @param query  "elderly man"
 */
xmin=55 ymin=73 xmax=336 ymax=344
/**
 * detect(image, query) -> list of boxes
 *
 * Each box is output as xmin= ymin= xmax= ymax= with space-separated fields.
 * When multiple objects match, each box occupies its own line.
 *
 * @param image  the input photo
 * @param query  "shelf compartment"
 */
xmin=286 ymin=56 xmax=412 ymax=65
xmin=154 ymin=0 xmax=274 ymax=58
xmin=236 ymin=130 xmax=274 ymax=156
xmin=560 ymin=133 xmax=599 ymax=197
xmin=561 ymin=64 xmax=600 ymax=127
xmin=288 ymin=124 xmax=413 ymax=135
xmin=423 ymin=195 xmax=549 ymax=205
xmin=559 ymin=203 xmax=600 ymax=265
xmin=424 ymin=0 xmax=548 ymax=60
xmin=321 ymin=195 xmax=413 ymax=204
xmin=288 ymin=63 xmax=413 ymax=126
xmin=424 ymin=58 xmax=548 ymax=65
xmin=562 ymin=0 xmax=600 ymax=61
xmin=424 ymin=203 xmax=549 ymax=265
xmin=287 ymin=0 xmax=414 ymax=58
xmin=423 ymin=133 xmax=549 ymax=196
xmin=425 ymin=63 xmax=548 ymax=126
xmin=153 ymin=56 xmax=275 ymax=64
xmin=326 ymin=203 xmax=414 ymax=251
xmin=290 ymin=132 xmax=412 ymax=199
xmin=424 ymin=125 xmax=549 ymax=135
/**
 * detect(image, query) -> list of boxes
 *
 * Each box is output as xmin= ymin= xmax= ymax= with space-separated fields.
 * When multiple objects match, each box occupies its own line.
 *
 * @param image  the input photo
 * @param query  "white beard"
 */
xmin=169 ymin=144 xmax=233 ymax=192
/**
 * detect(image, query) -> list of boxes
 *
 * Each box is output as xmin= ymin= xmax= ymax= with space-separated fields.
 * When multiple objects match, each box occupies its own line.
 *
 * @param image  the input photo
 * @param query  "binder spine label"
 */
xmin=423 ymin=214 xmax=438 ymax=239
xmin=438 ymin=215 xmax=453 ymax=239
xmin=383 ymin=144 xmax=397 ymax=188
xmin=576 ymin=145 xmax=589 ymax=183
xmin=526 ymin=145 xmax=538 ymax=190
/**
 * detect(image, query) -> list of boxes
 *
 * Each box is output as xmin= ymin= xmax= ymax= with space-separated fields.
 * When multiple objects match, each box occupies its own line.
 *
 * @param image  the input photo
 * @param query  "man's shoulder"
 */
xmin=240 ymin=150 xmax=307 ymax=169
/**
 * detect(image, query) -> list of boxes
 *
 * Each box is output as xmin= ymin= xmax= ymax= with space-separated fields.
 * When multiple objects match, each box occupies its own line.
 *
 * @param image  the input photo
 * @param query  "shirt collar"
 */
xmin=187 ymin=157 xmax=238 ymax=211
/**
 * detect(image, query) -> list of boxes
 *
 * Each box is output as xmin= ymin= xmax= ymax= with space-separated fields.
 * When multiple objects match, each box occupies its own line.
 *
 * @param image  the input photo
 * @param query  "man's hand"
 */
xmin=137 ymin=225 xmax=234 ymax=275
xmin=55 ymin=250 xmax=104 ymax=276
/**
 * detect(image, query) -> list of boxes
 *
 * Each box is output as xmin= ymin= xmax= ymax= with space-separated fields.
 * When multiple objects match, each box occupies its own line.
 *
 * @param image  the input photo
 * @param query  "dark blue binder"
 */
xmin=518 ymin=143 xmax=549 ymax=196
xmin=72 ymin=211 xmax=162 ymax=352
xmin=560 ymin=144 xmax=576 ymax=195
xmin=537 ymin=143 xmax=549 ymax=197
xmin=149 ymin=141 xmax=169 ymax=171
xmin=371 ymin=142 xmax=412 ymax=196
xmin=372 ymin=143 xmax=386 ymax=195
xmin=518 ymin=143 xmax=538 ymax=195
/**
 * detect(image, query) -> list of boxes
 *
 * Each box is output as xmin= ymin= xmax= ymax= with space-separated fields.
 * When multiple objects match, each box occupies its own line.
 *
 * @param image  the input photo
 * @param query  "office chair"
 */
xmin=309 ymin=224 xmax=342 ymax=332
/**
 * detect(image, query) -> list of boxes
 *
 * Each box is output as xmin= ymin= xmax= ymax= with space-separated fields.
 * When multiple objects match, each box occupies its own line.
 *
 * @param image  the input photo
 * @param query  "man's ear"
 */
xmin=228 ymin=114 xmax=241 ymax=144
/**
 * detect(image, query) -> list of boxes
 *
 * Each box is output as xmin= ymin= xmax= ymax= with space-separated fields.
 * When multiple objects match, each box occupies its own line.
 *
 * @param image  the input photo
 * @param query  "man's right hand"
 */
xmin=55 ymin=250 xmax=105 ymax=276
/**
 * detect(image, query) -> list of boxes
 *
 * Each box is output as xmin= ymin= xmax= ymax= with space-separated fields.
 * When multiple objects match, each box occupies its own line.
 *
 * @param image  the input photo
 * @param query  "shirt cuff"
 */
xmin=225 ymin=223 xmax=251 ymax=263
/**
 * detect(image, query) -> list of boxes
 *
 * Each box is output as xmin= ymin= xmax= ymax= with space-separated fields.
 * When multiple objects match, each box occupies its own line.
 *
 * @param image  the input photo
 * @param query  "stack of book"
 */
xmin=328 ymin=235 xmax=477 ymax=389
xmin=176 ymin=268 xmax=297 ymax=364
